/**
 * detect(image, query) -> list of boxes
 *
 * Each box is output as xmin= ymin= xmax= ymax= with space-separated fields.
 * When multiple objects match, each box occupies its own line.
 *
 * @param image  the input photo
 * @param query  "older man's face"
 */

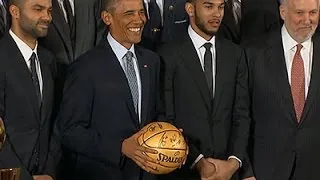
xmin=280 ymin=0 xmax=319 ymax=42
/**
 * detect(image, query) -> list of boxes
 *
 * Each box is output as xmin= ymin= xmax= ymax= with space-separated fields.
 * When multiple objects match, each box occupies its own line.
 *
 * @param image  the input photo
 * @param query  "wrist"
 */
xmin=227 ymin=158 xmax=240 ymax=173
xmin=195 ymin=157 xmax=205 ymax=172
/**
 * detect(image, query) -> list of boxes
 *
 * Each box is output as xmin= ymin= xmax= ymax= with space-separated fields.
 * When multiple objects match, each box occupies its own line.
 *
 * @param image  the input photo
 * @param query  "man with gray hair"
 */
xmin=243 ymin=0 xmax=320 ymax=179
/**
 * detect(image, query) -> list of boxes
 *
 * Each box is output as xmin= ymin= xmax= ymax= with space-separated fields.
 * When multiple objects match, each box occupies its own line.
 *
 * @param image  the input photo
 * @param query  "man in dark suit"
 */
xmin=56 ymin=0 xmax=164 ymax=179
xmin=140 ymin=0 xmax=189 ymax=50
xmin=158 ymin=0 xmax=250 ymax=179
xmin=39 ymin=0 xmax=105 ymax=65
xmin=38 ymin=0 xmax=106 ymax=116
xmin=243 ymin=0 xmax=320 ymax=179
xmin=217 ymin=0 xmax=282 ymax=44
xmin=0 ymin=0 xmax=59 ymax=179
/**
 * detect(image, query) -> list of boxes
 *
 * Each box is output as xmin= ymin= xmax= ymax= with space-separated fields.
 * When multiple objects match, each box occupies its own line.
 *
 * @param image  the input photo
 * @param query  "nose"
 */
xmin=302 ymin=13 xmax=312 ymax=25
xmin=212 ymin=7 xmax=222 ymax=18
xmin=133 ymin=11 xmax=146 ymax=25
xmin=42 ymin=10 xmax=52 ymax=23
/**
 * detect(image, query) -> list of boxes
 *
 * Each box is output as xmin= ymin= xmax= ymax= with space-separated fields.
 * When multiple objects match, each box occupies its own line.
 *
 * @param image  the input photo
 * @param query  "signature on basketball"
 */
xmin=159 ymin=132 xmax=183 ymax=148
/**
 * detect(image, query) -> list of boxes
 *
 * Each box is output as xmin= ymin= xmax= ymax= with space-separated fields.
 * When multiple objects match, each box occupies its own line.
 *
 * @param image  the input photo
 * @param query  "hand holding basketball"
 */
xmin=121 ymin=129 xmax=159 ymax=172
xmin=137 ymin=122 xmax=188 ymax=174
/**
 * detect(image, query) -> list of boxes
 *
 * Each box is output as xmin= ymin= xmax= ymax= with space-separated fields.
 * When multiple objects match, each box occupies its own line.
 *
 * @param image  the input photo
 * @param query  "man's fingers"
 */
xmin=139 ymin=146 xmax=158 ymax=154
xmin=132 ymin=155 xmax=158 ymax=172
xmin=135 ymin=149 xmax=159 ymax=164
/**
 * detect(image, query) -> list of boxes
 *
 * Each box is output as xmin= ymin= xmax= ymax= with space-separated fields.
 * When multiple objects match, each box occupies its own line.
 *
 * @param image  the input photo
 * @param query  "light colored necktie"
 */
xmin=291 ymin=44 xmax=305 ymax=122
xmin=123 ymin=51 xmax=139 ymax=114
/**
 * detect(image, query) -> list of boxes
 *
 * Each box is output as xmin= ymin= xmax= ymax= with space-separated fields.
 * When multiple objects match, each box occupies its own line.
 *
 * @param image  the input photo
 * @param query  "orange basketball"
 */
xmin=138 ymin=122 xmax=188 ymax=174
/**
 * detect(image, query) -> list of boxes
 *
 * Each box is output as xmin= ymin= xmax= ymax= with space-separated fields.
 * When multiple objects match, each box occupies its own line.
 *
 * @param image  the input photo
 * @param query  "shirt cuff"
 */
xmin=190 ymin=154 xmax=204 ymax=169
xmin=228 ymin=155 xmax=242 ymax=168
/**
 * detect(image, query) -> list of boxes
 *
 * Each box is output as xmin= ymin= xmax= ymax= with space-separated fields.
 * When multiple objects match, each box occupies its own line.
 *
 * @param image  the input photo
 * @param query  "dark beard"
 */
xmin=194 ymin=8 xmax=217 ymax=37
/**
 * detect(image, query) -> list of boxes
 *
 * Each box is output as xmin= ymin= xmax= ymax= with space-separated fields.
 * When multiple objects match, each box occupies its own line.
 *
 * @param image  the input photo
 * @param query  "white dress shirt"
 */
xmin=281 ymin=25 xmax=313 ymax=97
xmin=9 ymin=30 xmax=43 ymax=96
xmin=57 ymin=0 xmax=75 ymax=23
xmin=144 ymin=0 xmax=164 ymax=24
xmin=188 ymin=25 xmax=216 ymax=96
xmin=107 ymin=33 xmax=142 ymax=121
xmin=188 ymin=25 xmax=242 ymax=168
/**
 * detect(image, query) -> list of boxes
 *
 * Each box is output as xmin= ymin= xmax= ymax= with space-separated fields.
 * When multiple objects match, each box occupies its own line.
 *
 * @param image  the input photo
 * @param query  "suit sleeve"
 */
xmin=158 ymin=45 xmax=202 ymax=167
xmin=43 ymin=57 xmax=61 ymax=178
xmin=56 ymin=59 xmax=123 ymax=168
xmin=0 ymin=71 xmax=33 ymax=180
xmin=227 ymin=49 xmax=251 ymax=162
xmin=239 ymin=47 xmax=256 ymax=178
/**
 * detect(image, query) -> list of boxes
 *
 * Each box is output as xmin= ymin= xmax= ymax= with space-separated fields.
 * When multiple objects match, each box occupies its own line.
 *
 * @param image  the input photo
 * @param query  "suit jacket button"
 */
xmin=168 ymin=5 xmax=174 ymax=11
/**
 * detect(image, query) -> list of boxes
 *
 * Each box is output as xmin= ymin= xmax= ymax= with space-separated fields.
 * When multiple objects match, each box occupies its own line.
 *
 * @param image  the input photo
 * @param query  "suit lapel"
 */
xmin=266 ymin=32 xmax=297 ymax=125
xmin=38 ymin=48 xmax=52 ymax=126
xmin=6 ymin=35 xmax=41 ymax=123
xmin=212 ymin=39 xmax=226 ymax=117
xmin=51 ymin=0 xmax=73 ymax=59
xmin=300 ymin=35 xmax=320 ymax=124
xmin=104 ymin=41 xmax=140 ymax=128
xmin=135 ymin=47 xmax=150 ymax=126
xmin=180 ymin=37 xmax=212 ymax=110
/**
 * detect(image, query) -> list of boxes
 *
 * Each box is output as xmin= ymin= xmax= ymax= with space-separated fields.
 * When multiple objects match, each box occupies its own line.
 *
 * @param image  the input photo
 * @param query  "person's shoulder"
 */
xmin=157 ymin=37 xmax=186 ymax=56
xmin=241 ymin=30 xmax=279 ymax=49
xmin=135 ymin=45 xmax=161 ymax=64
xmin=217 ymin=37 xmax=242 ymax=50
xmin=70 ymin=42 xmax=108 ymax=69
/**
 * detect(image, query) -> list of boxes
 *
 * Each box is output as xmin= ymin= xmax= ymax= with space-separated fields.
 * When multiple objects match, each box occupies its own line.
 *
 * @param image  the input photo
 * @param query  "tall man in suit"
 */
xmin=243 ymin=0 xmax=320 ymax=179
xmin=158 ymin=0 xmax=250 ymax=179
xmin=56 ymin=0 xmax=164 ymax=179
xmin=38 ymin=0 xmax=106 ymax=116
xmin=141 ymin=0 xmax=189 ymax=50
xmin=218 ymin=0 xmax=282 ymax=44
xmin=0 ymin=0 xmax=59 ymax=179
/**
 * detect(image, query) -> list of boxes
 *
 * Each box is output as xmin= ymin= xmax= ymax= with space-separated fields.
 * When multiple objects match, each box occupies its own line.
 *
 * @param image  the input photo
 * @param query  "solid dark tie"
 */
xmin=63 ymin=0 xmax=75 ymax=49
xmin=203 ymin=43 xmax=213 ymax=94
xmin=29 ymin=52 xmax=42 ymax=108
xmin=148 ymin=0 xmax=162 ymax=30
xmin=291 ymin=44 xmax=305 ymax=122
xmin=123 ymin=51 xmax=139 ymax=116
xmin=63 ymin=0 xmax=74 ymax=29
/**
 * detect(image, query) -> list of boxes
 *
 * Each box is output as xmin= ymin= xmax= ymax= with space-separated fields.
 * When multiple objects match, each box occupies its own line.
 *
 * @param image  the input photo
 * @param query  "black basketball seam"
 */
xmin=141 ymin=141 xmax=187 ymax=151
xmin=140 ymin=130 xmax=185 ymax=147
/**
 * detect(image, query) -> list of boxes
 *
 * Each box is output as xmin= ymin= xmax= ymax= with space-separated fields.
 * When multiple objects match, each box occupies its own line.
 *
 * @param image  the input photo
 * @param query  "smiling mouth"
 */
xmin=129 ymin=28 xmax=142 ymax=32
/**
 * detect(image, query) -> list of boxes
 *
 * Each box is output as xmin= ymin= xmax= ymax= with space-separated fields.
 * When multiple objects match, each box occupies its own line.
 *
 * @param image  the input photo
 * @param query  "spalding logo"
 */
xmin=157 ymin=153 xmax=184 ymax=164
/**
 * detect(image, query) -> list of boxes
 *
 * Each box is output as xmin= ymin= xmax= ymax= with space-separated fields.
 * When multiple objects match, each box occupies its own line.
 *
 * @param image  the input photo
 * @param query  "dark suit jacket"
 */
xmin=39 ymin=0 xmax=106 ymax=120
xmin=39 ymin=0 xmax=105 ymax=64
xmin=218 ymin=0 xmax=281 ymax=44
xmin=141 ymin=0 xmax=188 ymax=50
xmin=0 ymin=34 xmax=59 ymax=179
xmin=243 ymin=31 xmax=320 ymax=180
xmin=56 ymin=39 xmax=164 ymax=180
xmin=157 ymin=36 xmax=251 ymax=180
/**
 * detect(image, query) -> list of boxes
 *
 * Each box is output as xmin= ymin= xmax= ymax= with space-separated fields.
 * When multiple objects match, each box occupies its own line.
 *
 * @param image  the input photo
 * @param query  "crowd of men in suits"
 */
xmin=0 ymin=0 xmax=319 ymax=179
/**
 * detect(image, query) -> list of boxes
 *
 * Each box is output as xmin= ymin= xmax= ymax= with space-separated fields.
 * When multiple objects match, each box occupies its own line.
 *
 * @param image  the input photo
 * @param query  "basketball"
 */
xmin=137 ymin=122 xmax=188 ymax=174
